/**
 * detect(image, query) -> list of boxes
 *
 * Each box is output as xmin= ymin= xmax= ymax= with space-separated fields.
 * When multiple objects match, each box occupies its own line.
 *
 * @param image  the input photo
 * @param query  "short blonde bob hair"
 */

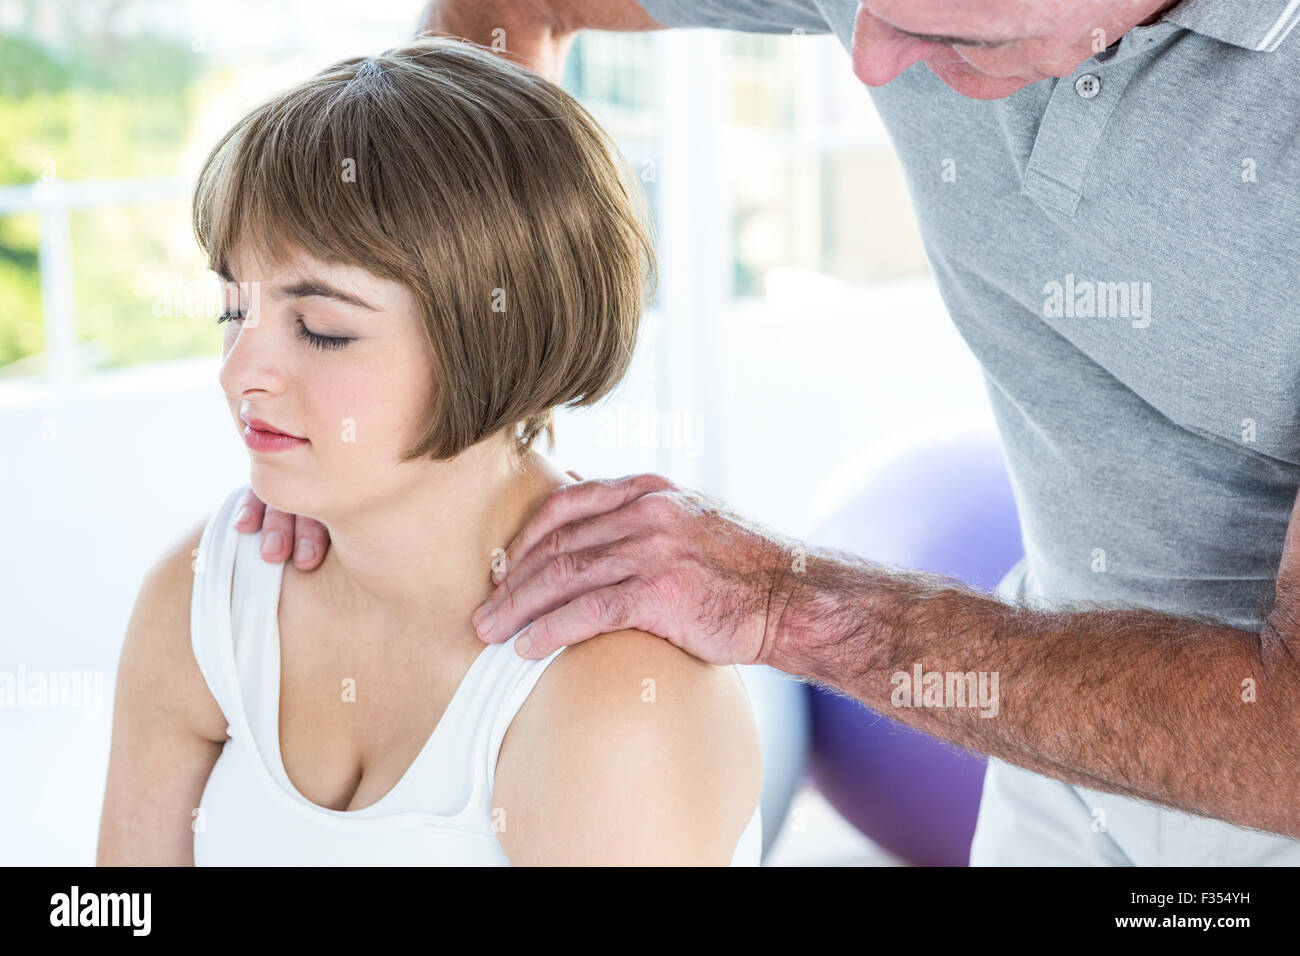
xmin=192 ymin=36 xmax=656 ymax=460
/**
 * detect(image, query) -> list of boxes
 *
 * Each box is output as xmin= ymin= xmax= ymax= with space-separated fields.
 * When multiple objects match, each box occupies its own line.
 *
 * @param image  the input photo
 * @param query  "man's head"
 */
xmin=852 ymin=0 xmax=1182 ymax=98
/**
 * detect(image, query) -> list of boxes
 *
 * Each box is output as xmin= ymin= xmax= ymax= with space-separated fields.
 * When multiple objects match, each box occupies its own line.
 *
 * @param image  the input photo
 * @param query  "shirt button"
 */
xmin=1075 ymin=73 xmax=1102 ymax=98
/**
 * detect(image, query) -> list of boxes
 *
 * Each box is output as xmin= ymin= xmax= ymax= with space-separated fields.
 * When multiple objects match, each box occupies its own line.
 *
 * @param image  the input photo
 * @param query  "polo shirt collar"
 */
xmin=1161 ymin=0 xmax=1300 ymax=51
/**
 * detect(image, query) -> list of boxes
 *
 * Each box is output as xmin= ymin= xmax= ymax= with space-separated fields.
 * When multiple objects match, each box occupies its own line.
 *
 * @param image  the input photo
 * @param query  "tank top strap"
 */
xmin=189 ymin=483 xmax=256 ymax=738
xmin=480 ymin=635 xmax=568 ymax=800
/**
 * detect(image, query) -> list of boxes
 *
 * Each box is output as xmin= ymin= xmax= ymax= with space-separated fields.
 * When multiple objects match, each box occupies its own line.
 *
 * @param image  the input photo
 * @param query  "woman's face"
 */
xmin=217 ymin=244 xmax=438 ymax=520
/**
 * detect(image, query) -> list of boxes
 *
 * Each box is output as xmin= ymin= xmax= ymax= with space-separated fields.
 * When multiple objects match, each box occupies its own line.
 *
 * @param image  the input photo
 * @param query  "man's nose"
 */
xmin=850 ymin=4 xmax=943 ymax=86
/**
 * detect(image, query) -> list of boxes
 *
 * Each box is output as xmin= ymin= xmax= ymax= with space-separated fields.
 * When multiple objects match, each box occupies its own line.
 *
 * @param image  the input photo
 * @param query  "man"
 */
xmin=241 ymin=0 xmax=1300 ymax=865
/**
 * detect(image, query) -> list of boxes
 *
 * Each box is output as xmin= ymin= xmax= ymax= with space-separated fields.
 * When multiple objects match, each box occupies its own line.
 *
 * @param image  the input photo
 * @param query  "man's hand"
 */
xmin=414 ymin=0 xmax=577 ymax=81
xmin=471 ymin=474 xmax=798 ymax=663
xmin=233 ymin=486 xmax=330 ymax=571
xmin=1261 ymin=482 xmax=1300 ymax=666
xmin=414 ymin=0 xmax=665 ymax=82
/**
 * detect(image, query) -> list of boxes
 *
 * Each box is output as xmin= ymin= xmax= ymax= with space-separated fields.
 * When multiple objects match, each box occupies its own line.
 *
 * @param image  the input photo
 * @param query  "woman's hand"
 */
xmin=233 ymin=486 xmax=330 ymax=570
xmin=471 ymin=473 xmax=799 ymax=666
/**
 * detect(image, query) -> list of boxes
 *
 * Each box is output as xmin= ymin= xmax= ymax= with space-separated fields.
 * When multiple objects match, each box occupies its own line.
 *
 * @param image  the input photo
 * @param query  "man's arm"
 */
xmin=765 ymin=544 xmax=1300 ymax=840
xmin=471 ymin=473 xmax=1300 ymax=840
xmin=414 ymin=0 xmax=666 ymax=79
xmin=412 ymin=0 xmax=833 ymax=78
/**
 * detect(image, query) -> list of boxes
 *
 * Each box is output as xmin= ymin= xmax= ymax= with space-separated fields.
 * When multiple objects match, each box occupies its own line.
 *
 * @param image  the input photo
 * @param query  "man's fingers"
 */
xmin=493 ymin=474 xmax=673 ymax=585
xmin=233 ymin=487 xmax=267 ymax=532
xmin=290 ymin=515 xmax=330 ymax=571
xmin=1267 ymin=484 xmax=1300 ymax=619
xmin=257 ymin=506 xmax=297 ymax=563
xmin=233 ymin=488 xmax=329 ymax=570
xmin=514 ymin=581 xmax=649 ymax=660
xmin=477 ymin=543 xmax=637 ymax=644
xmin=491 ymin=508 xmax=632 ymax=606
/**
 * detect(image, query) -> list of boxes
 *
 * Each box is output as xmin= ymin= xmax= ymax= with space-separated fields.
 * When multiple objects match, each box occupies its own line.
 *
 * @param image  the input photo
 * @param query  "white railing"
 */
xmin=0 ymin=176 xmax=192 ymax=381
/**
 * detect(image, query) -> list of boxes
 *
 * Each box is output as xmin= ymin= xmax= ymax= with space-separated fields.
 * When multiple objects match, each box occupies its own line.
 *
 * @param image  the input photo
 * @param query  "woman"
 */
xmin=96 ymin=37 xmax=762 ymax=865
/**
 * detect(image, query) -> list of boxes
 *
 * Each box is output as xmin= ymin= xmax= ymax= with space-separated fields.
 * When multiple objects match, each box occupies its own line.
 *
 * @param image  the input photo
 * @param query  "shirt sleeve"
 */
xmin=636 ymin=0 xmax=832 ymax=34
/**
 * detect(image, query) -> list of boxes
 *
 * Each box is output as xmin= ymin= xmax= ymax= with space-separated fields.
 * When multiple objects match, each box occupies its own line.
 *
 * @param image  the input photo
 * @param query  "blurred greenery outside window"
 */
xmin=0 ymin=7 xmax=926 ymax=379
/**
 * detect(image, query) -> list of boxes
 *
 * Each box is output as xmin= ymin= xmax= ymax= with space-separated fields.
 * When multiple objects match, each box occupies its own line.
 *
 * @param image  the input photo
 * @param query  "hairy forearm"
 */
xmin=413 ymin=0 xmax=663 ymax=79
xmin=547 ymin=0 xmax=665 ymax=32
xmin=765 ymin=548 xmax=1300 ymax=839
xmin=416 ymin=0 xmax=663 ymax=38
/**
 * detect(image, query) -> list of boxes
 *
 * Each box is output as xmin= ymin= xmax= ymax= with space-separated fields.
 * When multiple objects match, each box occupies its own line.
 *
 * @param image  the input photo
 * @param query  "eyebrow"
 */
xmin=218 ymin=267 xmax=378 ymax=312
xmin=891 ymin=28 xmax=1021 ymax=48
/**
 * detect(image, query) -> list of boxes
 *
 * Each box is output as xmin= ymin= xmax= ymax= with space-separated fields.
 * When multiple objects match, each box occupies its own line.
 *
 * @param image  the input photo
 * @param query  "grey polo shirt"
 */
xmin=636 ymin=0 xmax=1300 ymax=865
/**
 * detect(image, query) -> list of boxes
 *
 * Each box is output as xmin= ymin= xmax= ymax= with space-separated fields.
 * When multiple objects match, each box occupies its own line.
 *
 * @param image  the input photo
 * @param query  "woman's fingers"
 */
xmin=290 ymin=514 xmax=331 ymax=570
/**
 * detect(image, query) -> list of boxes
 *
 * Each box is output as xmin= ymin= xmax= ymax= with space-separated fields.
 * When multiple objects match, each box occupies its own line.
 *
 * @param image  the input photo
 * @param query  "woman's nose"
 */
xmin=217 ymin=310 xmax=288 ymax=399
xmin=851 ymin=5 xmax=944 ymax=87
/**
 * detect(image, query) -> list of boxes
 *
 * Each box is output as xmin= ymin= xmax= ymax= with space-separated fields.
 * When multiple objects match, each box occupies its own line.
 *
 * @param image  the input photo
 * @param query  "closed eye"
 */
xmin=215 ymin=312 xmax=354 ymax=351
xmin=293 ymin=320 xmax=352 ymax=351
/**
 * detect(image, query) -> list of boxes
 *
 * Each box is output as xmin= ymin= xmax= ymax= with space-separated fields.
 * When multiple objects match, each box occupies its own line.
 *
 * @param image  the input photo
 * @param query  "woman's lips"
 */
xmin=241 ymin=415 xmax=303 ymax=438
xmin=242 ymin=422 xmax=308 ymax=453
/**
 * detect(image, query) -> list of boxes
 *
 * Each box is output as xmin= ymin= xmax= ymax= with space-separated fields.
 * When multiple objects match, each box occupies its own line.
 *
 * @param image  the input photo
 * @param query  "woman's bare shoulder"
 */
xmin=494 ymin=629 xmax=762 ymax=864
xmin=119 ymin=515 xmax=229 ymax=744
xmin=533 ymin=627 xmax=740 ymax=706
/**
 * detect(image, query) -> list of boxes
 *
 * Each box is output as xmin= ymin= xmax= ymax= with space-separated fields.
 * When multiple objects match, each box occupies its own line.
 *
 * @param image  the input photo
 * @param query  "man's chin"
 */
xmin=925 ymin=61 xmax=1037 ymax=99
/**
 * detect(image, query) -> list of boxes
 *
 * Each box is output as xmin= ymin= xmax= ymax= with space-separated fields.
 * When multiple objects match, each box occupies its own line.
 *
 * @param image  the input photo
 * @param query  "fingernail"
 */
xmin=516 ymin=628 xmax=531 ymax=656
xmin=294 ymin=538 xmax=315 ymax=564
xmin=475 ymin=611 xmax=496 ymax=638
xmin=261 ymin=531 xmax=283 ymax=557
xmin=471 ymin=602 xmax=491 ymax=629
xmin=235 ymin=505 xmax=250 ymax=526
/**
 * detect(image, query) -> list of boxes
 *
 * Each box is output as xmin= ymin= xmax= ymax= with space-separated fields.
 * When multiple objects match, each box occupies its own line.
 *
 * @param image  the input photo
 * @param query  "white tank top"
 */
xmin=189 ymin=484 xmax=762 ymax=865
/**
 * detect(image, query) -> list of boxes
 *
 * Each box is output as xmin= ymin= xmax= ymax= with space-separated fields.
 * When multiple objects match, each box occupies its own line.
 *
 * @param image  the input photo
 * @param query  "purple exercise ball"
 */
xmin=805 ymin=424 xmax=1023 ymax=866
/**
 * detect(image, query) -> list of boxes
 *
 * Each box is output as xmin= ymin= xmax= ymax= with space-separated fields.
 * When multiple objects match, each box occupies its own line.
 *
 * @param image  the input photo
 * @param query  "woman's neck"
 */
xmin=301 ymin=436 xmax=569 ymax=642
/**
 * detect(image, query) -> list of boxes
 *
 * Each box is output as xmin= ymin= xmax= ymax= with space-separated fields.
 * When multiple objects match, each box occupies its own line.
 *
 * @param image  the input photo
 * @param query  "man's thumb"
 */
xmin=1270 ymin=485 xmax=1300 ymax=629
